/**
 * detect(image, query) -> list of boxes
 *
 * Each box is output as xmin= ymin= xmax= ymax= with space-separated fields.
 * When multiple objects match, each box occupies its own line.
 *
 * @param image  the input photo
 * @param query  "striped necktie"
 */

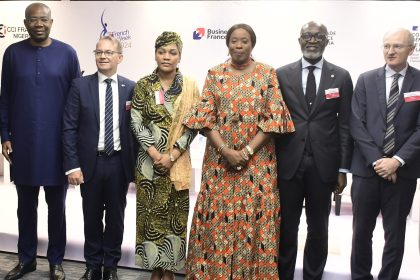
xmin=383 ymin=73 xmax=401 ymax=156
xmin=104 ymin=78 xmax=114 ymax=155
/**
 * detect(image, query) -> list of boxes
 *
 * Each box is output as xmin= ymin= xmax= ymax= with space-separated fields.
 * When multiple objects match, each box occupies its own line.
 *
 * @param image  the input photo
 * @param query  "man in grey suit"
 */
xmin=275 ymin=21 xmax=353 ymax=280
xmin=350 ymin=28 xmax=420 ymax=280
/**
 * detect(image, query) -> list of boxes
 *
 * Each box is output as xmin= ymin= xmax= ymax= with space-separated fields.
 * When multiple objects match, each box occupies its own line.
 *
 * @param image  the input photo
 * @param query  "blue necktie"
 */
xmin=383 ymin=73 xmax=401 ymax=156
xmin=104 ymin=78 xmax=114 ymax=155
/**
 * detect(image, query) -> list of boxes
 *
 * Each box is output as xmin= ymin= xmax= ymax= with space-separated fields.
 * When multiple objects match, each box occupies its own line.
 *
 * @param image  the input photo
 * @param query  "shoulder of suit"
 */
xmin=322 ymin=60 xmax=350 ymax=75
xmin=117 ymin=75 xmax=136 ymax=86
xmin=276 ymin=59 xmax=300 ymax=73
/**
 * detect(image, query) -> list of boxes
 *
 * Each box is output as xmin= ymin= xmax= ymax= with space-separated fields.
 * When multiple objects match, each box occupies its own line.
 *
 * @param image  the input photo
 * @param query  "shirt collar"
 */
xmin=301 ymin=57 xmax=324 ymax=70
xmin=385 ymin=64 xmax=408 ymax=78
xmin=98 ymin=72 xmax=118 ymax=83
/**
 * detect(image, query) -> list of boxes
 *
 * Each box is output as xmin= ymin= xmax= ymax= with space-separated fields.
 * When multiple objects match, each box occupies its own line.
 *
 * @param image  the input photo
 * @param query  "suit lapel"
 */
xmin=117 ymin=75 xmax=127 ymax=127
xmin=395 ymin=66 xmax=414 ymax=115
xmin=309 ymin=60 xmax=332 ymax=117
xmin=291 ymin=61 xmax=309 ymax=115
xmin=90 ymin=74 xmax=100 ymax=125
xmin=376 ymin=67 xmax=387 ymax=121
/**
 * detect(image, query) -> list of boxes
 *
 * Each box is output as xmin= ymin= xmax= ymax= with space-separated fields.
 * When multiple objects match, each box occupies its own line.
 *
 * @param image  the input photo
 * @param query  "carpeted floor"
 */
xmin=0 ymin=252 xmax=184 ymax=280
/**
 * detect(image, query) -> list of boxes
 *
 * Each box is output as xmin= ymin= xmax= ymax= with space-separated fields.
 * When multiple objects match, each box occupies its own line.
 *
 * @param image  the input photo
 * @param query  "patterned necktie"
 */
xmin=383 ymin=73 xmax=401 ymax=155
xmin=104 ymin=78 xmax=114 ymax=155
xmin=305 ymin=66 xmax=316 ymax=109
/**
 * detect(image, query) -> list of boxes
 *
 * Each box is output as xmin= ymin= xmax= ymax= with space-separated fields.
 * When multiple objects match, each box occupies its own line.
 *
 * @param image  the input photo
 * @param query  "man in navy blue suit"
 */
xmin=63 ymin=36 xmax=135 ymax=280
xmin=350 ymin=28 xmax=420 ymax=280
xmin=0 ymin=3 xmax=80 ymax=280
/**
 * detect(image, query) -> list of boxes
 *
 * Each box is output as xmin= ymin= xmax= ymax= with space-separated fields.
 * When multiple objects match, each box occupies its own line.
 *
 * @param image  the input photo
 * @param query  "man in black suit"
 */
xmin=275 ymin=21 xmax=353 ymax=280
xmin=350 ymin=28 xmax=420 ymax=280
xmin=63 ymin=36 xmax=135 ymax=280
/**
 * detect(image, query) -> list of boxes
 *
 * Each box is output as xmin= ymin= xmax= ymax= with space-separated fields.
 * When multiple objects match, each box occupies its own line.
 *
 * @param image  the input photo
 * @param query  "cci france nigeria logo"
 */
xmin=193 ymin=28 xmax=205 ymax=40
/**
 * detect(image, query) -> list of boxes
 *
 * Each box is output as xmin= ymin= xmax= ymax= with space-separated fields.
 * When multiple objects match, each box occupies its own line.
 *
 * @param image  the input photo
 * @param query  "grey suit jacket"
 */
xmin=350 ymin=65 xmax=420 ymax=179
xmin=275 ymin=59 xmax=353 ymax=182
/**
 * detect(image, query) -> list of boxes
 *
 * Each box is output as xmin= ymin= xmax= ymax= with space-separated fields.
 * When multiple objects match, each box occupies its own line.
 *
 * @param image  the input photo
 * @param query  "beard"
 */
xmin=301 ymin=49 xmax=323 ymax=60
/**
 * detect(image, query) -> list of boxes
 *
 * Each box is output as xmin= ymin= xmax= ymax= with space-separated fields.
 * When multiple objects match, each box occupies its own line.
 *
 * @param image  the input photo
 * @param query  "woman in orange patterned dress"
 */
xmin=183 ymin=23 xmax=295 ymax=279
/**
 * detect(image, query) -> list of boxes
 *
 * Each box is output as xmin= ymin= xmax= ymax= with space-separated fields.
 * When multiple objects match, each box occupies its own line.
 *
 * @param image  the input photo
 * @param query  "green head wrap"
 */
xmin=155 ymin=31 xmax=183 ymax=53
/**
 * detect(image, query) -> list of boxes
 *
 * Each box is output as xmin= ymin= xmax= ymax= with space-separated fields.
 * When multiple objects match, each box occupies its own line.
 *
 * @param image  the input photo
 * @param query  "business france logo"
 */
xmin=99 ymin=10 xmax=132 ymax=49
xmin=410 ymin=25 xmax=420 ymax=64
xmin=193 ymin=28 xmax=205 ymax=40
xmin=193 ymin=27 xmax=227 ymax=41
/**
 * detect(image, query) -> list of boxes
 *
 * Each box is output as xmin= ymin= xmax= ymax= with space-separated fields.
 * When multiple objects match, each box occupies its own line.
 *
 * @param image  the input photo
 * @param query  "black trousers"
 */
xmin=351 ymin=175 xmax=416 ymax=280
xmin=278 ymin=154 xmax=335 ymax=280
xmin=16 ymin=184 xmax=67 ymax=264
xmin=81 ymin=153 xmax=128 ymax=269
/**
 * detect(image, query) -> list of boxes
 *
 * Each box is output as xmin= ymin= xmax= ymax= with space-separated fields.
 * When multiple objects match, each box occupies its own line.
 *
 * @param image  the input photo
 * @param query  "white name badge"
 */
xmin=404 ymin=91 xmax=420 ymax=102
xmin=325 ymin=88 xmax=340 ymax=99
xmin=125 ymin=101 xmax=132 ymax=110
xmin=154 ymin=91 xmax=163 ymax=105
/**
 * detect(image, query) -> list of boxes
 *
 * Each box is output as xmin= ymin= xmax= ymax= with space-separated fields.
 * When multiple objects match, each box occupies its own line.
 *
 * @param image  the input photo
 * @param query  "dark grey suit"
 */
xmin=350 ymin=65 xmax=420 ymax=280
xmin=275 ymin=59 xmax=353 ymax=280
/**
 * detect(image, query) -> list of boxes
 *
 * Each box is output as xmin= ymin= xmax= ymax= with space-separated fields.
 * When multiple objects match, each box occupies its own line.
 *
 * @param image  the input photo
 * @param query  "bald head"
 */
xmin=25 ymin=2 xmax=51 ymax=19
xmin=383 ymin=28 xmax=414 ymax=47
xmin=299 ymin=21 xmax=329 ymax=63
xmin=300 ymin=21 xmax=328 ymax=36
xmin=382 ymin=27 xmax=415 ymax=72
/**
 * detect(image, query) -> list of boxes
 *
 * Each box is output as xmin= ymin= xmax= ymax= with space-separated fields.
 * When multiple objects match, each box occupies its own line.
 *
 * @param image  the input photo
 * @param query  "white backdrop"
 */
xmin=1 ymin=1 xmax=420 ymax=89
xmin=1 ymin=0 xmax=420 ymax=272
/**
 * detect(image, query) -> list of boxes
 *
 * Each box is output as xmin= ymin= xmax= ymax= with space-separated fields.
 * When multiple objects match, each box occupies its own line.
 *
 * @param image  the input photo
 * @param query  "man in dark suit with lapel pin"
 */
xmin=63 ymin=36 xmax=136 ymax=280
xmin=350 ymin=27 xmax=420 ymax=280
xmin=275 ymin=21 xmax=353 ymax=280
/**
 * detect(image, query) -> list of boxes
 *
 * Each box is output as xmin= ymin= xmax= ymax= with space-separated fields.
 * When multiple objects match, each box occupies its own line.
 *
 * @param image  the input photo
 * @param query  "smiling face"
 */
xmin=95 ymin=38 xmax=123 ymax=77
xmin=228 ymin=28 xmax=253 ymax=66
xmin=155 ymin=44 xmax=181 ymax=75
xmin=383 ymin=29 xmax=415 ymax=73
xmin=24 ymin=3 xmax=53 ymax=46
xmin=299 ymin=22 xmax=329 ymax=63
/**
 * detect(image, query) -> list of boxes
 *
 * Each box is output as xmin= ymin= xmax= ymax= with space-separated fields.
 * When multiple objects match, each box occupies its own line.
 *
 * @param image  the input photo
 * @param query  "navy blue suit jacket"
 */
xmin=62 ymin=73 xmax=136 ymax=184
xmin=350 ymin=65 xmax=420 ymax=179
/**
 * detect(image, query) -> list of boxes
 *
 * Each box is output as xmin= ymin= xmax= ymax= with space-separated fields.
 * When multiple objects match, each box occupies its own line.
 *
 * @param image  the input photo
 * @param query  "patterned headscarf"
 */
xmin=155 ymin=31 xmax=183 ymax=53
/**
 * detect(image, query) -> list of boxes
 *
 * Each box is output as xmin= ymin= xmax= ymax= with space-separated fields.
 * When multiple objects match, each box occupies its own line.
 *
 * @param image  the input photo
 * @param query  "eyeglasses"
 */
xmin=382 ymin=44 xmax=411 ymax=52
xmin=25 ymin=17 xmax=50 ymax=24
xmin=300 ymin=33 xmax=327 ymax=42
xmin=93 ymin=50 xmax=121 ymax=57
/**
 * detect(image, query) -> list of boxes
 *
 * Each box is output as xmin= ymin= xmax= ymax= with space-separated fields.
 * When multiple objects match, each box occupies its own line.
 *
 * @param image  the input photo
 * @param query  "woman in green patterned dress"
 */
xmin=131 ymin=31 xmax=200 ymax=280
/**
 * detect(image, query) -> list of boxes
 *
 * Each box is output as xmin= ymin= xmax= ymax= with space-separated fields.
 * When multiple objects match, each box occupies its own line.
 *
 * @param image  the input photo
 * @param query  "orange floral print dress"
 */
xmin=183 ymin=62 xmax=295 ymax=279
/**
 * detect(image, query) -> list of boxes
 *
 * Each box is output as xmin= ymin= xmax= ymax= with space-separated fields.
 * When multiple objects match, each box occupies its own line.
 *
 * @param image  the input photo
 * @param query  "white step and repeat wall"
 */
xmin=1 ymin=0 xmax=420 ymax=267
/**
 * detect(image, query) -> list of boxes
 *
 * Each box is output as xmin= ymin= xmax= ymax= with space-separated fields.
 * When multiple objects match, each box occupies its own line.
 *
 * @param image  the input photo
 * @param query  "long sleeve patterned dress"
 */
xmin=183 ymin=62 xmax=294 ymax=279
xmin=131 ymin=70 xmax=198 ymax=272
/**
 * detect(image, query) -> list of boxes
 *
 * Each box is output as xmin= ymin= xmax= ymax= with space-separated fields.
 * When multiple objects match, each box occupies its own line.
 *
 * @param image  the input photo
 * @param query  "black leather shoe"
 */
xmin=103 ymin=269 xmax=118 ymax=280
xmin=4 ymin=259 xmax=37 ymax=280
xmin=79 ymin=268 xmax=102 ymax=280
xmin=50 ymin=264 xmax=65 ymax=280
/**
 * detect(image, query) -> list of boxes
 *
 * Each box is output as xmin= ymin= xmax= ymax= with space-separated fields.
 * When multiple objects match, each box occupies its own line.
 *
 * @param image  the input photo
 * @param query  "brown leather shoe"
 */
xmin=4 ymin=259 xmax=36 ymax=280
xmin=103 ymin=269 xmax=118 ymax=280
xmin=50 ymin=264 xmax=65 ymax=280
xmin=79 ymin=268 xmax=102 ymax=280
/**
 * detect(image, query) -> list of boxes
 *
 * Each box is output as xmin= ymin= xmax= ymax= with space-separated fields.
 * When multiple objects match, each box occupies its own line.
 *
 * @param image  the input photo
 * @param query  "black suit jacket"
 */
xmin=62 ymin=73 xmax=136 ymax=184
xmin=350 ymin=65 xmax=420 ymax=179
xmin=275 ymin=59 xmax=353 ymax=182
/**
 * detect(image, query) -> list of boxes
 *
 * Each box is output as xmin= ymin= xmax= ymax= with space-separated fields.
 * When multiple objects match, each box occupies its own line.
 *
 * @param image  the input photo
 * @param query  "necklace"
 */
xmin=230 ymin=58 xmax=252 ymax=70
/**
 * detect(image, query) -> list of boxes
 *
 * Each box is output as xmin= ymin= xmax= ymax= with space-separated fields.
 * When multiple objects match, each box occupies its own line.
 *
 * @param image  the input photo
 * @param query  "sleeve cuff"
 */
xmin=65 ymin=167 xmax=81 ymax=175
